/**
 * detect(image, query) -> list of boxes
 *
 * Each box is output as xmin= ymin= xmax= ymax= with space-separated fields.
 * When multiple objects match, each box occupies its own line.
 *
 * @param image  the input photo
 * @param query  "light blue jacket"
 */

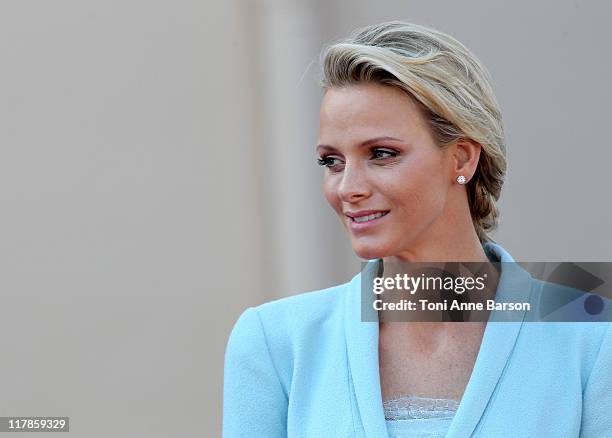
xmin=223 ymin=244 xmax=612 ymax=437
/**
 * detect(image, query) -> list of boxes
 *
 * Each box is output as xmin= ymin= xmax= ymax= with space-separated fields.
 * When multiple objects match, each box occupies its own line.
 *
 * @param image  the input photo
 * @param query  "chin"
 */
xmin=351 ymin=240 xmax=392 ymax=260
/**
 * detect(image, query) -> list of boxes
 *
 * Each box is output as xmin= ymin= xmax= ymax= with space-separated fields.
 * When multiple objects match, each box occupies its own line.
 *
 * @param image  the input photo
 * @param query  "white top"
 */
xmin=383 ymin=396 xmax=459 ymax=438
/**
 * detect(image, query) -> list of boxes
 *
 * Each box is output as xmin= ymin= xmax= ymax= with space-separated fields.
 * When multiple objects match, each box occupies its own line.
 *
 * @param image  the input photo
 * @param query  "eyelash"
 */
xmin=317 ymin=148 xmax=399 ymax=169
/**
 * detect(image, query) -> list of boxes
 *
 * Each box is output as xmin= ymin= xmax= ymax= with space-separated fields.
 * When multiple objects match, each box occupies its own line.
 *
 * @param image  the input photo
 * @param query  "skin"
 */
xmin=317 ymin=81 xmax=485 ymax=264
xmin=317 ymin=82 xmax=498 ymax=401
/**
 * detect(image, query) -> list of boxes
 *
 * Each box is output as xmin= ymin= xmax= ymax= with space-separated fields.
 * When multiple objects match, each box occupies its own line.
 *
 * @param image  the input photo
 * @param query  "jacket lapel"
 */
xmin=345 ymin=260 xmax=390 ymax=437
xmin=446 ymin=244 xmax=533 ymax=437
xmin=344 ymin=244 xmax=533 ymax=438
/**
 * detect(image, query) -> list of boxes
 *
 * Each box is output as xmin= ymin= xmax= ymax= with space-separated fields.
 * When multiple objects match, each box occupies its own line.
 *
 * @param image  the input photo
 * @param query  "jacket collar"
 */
xmin=344 ymin=243 xmax=534 ymax=437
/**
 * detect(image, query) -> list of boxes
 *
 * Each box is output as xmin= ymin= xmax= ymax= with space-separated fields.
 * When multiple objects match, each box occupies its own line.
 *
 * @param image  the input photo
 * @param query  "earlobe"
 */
xmin=453 ymin=139 xmax=481 ymax=183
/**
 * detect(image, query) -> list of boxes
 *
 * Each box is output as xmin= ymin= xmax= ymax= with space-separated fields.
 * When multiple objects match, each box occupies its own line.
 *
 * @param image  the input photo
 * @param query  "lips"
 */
xmin=345 ymin=210 xmax=390 ymax=223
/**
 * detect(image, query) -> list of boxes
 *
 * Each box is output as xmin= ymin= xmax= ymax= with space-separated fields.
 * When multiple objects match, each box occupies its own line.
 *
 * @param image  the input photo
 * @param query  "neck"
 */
xmin=378 ymin=198 xmax=496 ymax=337
xmin=383 ymin=194 xmax=489 ymax=264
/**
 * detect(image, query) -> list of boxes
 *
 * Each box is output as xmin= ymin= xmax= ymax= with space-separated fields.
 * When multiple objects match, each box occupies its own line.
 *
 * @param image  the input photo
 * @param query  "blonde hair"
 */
xmin=320 ymin=21 xmax=506 ymax=243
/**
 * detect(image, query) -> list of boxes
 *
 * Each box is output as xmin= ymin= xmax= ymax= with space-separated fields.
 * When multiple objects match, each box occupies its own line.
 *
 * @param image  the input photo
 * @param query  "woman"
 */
xmin=223 ymin=21 xmax=611 ymax=437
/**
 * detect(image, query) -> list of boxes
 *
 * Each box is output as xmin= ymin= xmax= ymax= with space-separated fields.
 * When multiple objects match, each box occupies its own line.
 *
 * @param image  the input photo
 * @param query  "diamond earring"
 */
xmin=457 ymin=175 xmax=467 ymax=185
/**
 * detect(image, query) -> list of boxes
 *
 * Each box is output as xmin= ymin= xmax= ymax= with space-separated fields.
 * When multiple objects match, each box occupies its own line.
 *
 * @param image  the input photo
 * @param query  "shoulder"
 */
xmin=527 ymin=274 xmax=612 ymax=326
xmin=257 ymin=281 xmax=348 ymax=326
xmin=224 ymin=280 xmax=352 ymax=395
xmin=523 ymin=276 xmax=611 ymax=349
xmin=227 ymin=280 xmax=352 ymax=348
xmin=228 ymin=280 xmax=350 ymax=346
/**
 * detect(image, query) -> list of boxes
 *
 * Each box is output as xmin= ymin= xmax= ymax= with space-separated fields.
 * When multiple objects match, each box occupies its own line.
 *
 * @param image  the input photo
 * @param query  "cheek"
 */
xmin=383 ymin=165 xmax=447 ymax=214
xmin=322 ymin=178 xmax=340 ymax=212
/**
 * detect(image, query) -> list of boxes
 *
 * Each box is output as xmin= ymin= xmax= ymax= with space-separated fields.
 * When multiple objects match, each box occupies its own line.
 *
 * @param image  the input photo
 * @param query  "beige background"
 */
xmin=1 ymin=0 xmax=610 ymax=436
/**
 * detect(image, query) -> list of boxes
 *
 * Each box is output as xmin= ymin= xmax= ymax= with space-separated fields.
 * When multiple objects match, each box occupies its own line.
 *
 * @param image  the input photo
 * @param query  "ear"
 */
xmin=452 ymin=138 xmax=481 ymax=183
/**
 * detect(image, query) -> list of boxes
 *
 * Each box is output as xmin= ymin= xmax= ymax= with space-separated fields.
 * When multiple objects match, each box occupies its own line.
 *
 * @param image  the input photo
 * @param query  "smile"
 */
xmin=348 ymin=211 xmax=389 ymax=223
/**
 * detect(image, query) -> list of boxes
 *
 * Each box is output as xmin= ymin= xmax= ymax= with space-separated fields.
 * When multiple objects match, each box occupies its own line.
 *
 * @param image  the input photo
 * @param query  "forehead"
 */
xmin=319 ymin=82 xmax=429 ymax=142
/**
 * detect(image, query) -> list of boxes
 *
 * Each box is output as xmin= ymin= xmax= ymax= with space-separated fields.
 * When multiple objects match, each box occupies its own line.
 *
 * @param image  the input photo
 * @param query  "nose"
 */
xmin=337 ymin=163 xmax=371 ymax=203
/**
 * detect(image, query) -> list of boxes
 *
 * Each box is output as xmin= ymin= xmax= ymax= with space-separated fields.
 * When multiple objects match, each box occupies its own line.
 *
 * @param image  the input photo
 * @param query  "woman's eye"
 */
xmin=371 ymin=148 xmax=398 ymax=160
xmin=317 ymin=156 xmax=344 ymax=170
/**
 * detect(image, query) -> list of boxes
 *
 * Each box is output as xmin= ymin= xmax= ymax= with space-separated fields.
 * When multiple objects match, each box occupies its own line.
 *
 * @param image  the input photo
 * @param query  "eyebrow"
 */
xmin=316 ymin=136 xmax=404 ymax=152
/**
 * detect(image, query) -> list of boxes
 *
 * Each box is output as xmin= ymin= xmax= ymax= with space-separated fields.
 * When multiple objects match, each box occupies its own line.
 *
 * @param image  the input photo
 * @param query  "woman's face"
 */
xmin=317 ymin=82 xmax=456 ymax=260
